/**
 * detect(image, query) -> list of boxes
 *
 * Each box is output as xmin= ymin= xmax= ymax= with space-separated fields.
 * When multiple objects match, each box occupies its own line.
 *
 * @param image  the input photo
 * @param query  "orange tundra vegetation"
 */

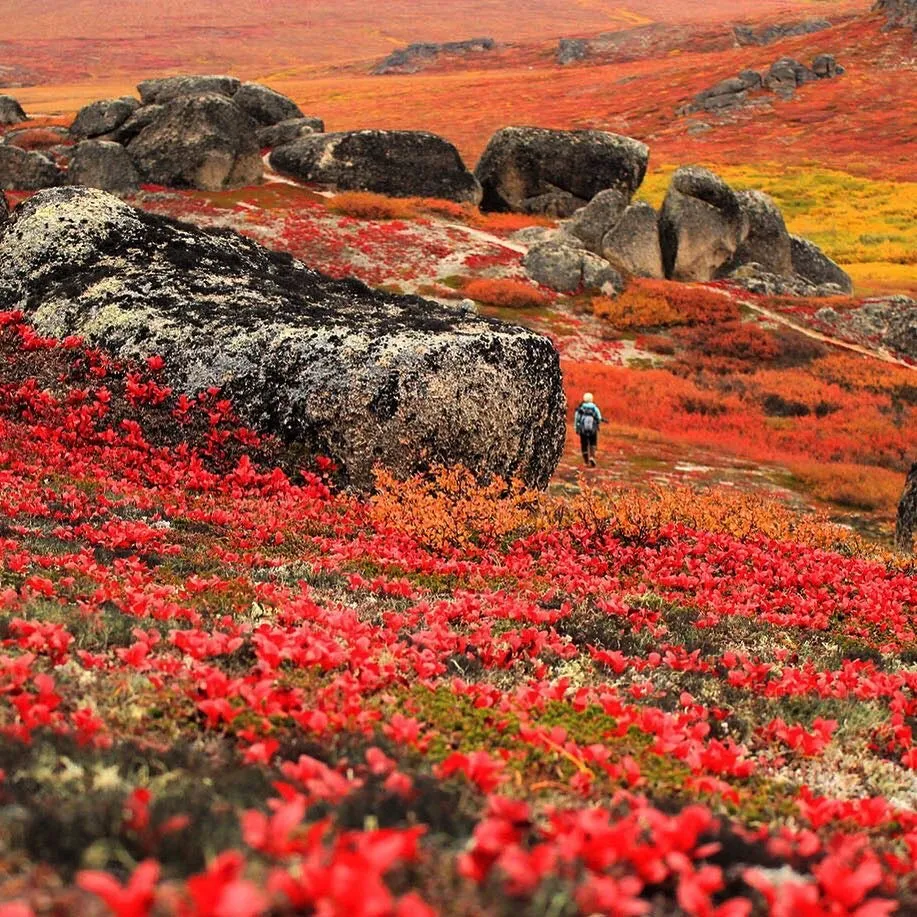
xmin=591 ymin=280 xmax=740 ymax=329
xmin=462 ymin=278 xmax=551 ymax=309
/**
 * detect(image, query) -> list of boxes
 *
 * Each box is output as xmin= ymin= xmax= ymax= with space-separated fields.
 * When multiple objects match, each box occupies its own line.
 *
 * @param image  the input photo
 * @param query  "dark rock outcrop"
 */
xmin=874 ymin=0 xmax=917 ymax=32
xmin=765 ymin=58 xmax=818 ymax=97
xmin=137 ymin=75 xmax=241 ymax=105
xmin=720 ymin=190 xmax=792 ymax=278
xmin=70 ymin=97 xmax=140 ymax=140
xmin=68 ymin=140 xmax=140 ymax=194
xmin=373 ymin=38 xmax=495 ymax=75
xmin=0 ymin=95 xmax=28 ymax=126
xmin=257 ymin=117 xmax=325 ymax=149
xmin=523 ymin=239 xmax=623 ymax=294
xmin=232 ymin=82 xmax=303 ymax=126
xmin=601 ymin=202 xmax=664 ymax=279
xmin=475 ymin=127 xmax=649 ymax=215
xmin=126 ymin=94 xmax=262 ymax=191
xmin=557 ymin=39 xmax=590 ymax=64
xmin=0 ymin=187 xmax=566 ymax=490
xmin=790 ymin=235 xmax=853 ymax=294
xmin=733 ymin=19 xmax=832 ymax=45
xmin=0 ymin=146 xmax=65 ymax=190
xmin=812 ymin=54 xmax=842 ymax=78
xmin=0 ymin=191 xmax=8 ymax=226
xmin=659 ymin=166 xmax=748 ymax=281
xmin=270 ymin=130 xmax=481 ymax=203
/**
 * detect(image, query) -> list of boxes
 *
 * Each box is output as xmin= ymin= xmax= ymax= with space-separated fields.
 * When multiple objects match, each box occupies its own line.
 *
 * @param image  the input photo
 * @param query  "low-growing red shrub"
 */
xmin=463 ymin=277 xmax=551 ymax=308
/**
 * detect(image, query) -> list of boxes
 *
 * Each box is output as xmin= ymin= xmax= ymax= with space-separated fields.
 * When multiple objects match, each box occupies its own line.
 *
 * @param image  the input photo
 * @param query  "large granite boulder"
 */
xmin=0 ymin=147 xmax=65 ymax=190
xmin=137 ymin=75 xmax=241 ymax=105
xmin=126 ymin=94 xmax=262 ymax=191
xmin=233 ymin=82 xmax=303 ymax=126
xmin=270 ymin=130 xmax=482 ymax=203
xmin=790 ymin=235 xmax=853 ymax=294
xmin=257 ymin=117 xmax=325 ymax=149
xmin=601 ymin=202 xmax=664 ymax=279
xmin=523 ymin=239 xmax=623 ymax=294
xmin=720 ymin=190 xmax=792 ymax=278
xmin=70 ymin=97 xmax=140 ymax=140
xmin=475 ymin=127 xmax=649 ymax=215
xmin=68 ymin=140 xmax=140 ymax=194
xmin=0 ymin=96 xmax=28 ymax=126
xmin=659 ymin=166 xmax=748 ymax=282
xmin=106 ymin=105 xmax=164 ymax=145
xmin=0 ymin=188 xmax=565 ymax=489
xmin=559 ymin=188 xmax=628 ymax=253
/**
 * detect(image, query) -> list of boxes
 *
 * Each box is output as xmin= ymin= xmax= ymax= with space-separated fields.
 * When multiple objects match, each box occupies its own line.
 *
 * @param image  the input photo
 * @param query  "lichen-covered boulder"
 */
xmin=659 ymin=166 xmax=748 ymax=282
xmin=137 ymin=75 xmax=241 ymax=105
xmin=720 ymin=190 xmax=792 ymax=278
xmin=105 ymin=105 xmax=165 ymax=145
xmin=560 ymin=188 xmax=628 ymax=253
xmin=601 ymin=202 xmax=664 ymax=279
xmin=233 ymin=82 xmax=304 ymax=126
xmin=790 ymin=235 xmax=853 ymax=294
xmin=0 ymin=191 xmax=8 ymax=227
xmin=257 ymin=117 xmax=325 ymax=149
xmin=0 ymin=95 xmax=27 ymax=126
xmin=0 ymin=146 xmax=65 ymax=190
xmin=475 ymin=127 xmax=649 ymax=215
xmin=68 ymin=140 xmax=140 ymax=194
xmin=523 ymin=239 xmax=623 ymax=294
xmin=126 ymin=94 xmax=262 ymax=191
xmin=270 ymin=130 xmax=481 ymax=203
xmin=0 ymin=188 xmax=565 ymax=489
xmin=70 ymin=97 xmax=140 ymax=139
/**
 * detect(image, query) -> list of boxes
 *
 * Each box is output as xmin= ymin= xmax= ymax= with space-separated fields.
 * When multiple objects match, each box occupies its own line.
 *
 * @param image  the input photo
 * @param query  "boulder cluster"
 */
xmin=874 ymin=0 xmax=917 ymax=32
xmin=373 ymin=38 xmax=496 ymax=75
xmin=0 ymin=75 xmax=324 ymax=193
xmin=521 ymin=163 xmax=852 ymax=297
xmin=681 ymin=54 xmax=843 ymax=114
xmin=733 ymin=19 xmax=832 ymax=46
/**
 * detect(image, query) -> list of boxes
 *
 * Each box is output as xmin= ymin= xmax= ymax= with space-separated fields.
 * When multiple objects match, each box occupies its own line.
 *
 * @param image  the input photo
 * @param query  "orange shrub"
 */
xmin=463 ymin=278 xmax=551 ymax=309
xmin=371 ymin=465 xmax=541 ymax=551
xmin=592 ymin=279 xmax=740 ymax=331
xmin=591 ymin=294 xmax=681 ymax=330
xmin=327 ymin=192 xmax=417 ymax=220
xmin=811 ymin=353 xmax=917 ymax=393
xmin=789 ymin=461 xmax=904 ymax=513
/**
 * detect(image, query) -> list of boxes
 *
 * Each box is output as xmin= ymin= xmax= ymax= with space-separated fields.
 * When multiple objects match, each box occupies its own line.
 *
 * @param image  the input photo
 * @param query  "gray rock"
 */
xmin=257 ymin=117 xmax=325 ymax=149
xmin=812 ymin=54 xmax=843 ymax=78
xmin=520 ymin=191 xmax=584 ymax=219
xmin=659 ymin=166 xmax=748 ymax=282
xmin=721 ymin=190 xmax=792 ymax=277
xmin=560 ymin=188 xmax=628 ymax=253
xmin=728 ymin=263 xmax=844 ymax=298
xmin=733 ymin=19 xmax=832 ymax=46
xmin=137 ymin=75 xmax=241 ymax=105
xmin=509 ymin=226 xmax=557 ymax=246
xmin=0 ymin=146 xmax=65 ymax=190
xmin=738 ymin=69 xmax=763 ymax=89
xmin=0 ymin=95 xmax=27 ymax=126
xmin=790 ymin=235 xmax=853 ymax=294
xmin=233 ymin=82 xmax=303 ymax=127
xmin=874 ymin=0 xmax=917 ymax=32
xmin=557 ymin=39 xmax=589 ymax=64
xmin=270 ymin=130 xmax=481 ymax=203
xmin=126 ymin=93 xmax=262 ymax=191
xmin=765 ymin=58 xmax=817 ymax=96
xmin=105 ymin=105 xmax=165 ymax=145
xmin=68 ymin=140 xmax=140 ymax=194
xmin=0 ymin=187 xmax=566 ymax=490
xmin=475 ymin=127 xmax=649 ymax=214
xmin=0 ymin=191 xmax=8 ymax=227
xmin=601 ymin=201 xmax=664 ymax=279
xmin=523 ymin=239 xmax=622 ymax=293
xmin=70 ymin=97 xmax=140 ymax=140
xmin=373 ymin=38 xmax=495 ymax=75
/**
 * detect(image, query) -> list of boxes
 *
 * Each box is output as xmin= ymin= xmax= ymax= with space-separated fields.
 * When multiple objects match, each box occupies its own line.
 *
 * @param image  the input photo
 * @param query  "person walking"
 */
xmin=574 ymin=392 xmax=602 ymax=467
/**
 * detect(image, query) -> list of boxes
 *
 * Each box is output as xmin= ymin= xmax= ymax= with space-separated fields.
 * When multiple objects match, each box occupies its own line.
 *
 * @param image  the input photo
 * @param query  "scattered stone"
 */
xmin=232 ymin=82 xmax=303 ymax=127
xmin=721 ymin=190 xmax=793 ymax=277
xmin=0 ymin=146 xmax=65 ymax=190
xmin=68 ymin=140 xmax=140 ymax=194
xmin=0 ymin=95 xmax=27 ymax=126
xmin=812 ymin=54 xmax=843 ymax=78
xmin=659 ymin=166 xmax=748 ymax=282
xmin=270 ymin=130 xmax=481 ymax=203
xmin=601 ymin=201 xmax=664 ymax=279
xmin=790 ymin=235 xmax=853 ymax=294
xmin=728 ymin=263 xmax=844 ymax=298
xmin=686 ymin=122 xmax=713 ymax=136
xmin=559 ymin=188 xmax=628 ymax=253
xmin=256 ymin=117 xmax=325 ymax=149
xmin=126 ymin=93 xmax=262 ymax=191
xmin=105 ymin=105 xmax=165 ymax=145
xmin=523 ymin=239 xmax=622 ymax=293
xmin=733 ymin=19 xmax=832 ymax=46
xmin=70 ymin=97 xmax=140 ymax=140
xmin=373 ymin=38 xmax=495 ymax=75
xmin=874 ymin=0 xmax=917 ymax=33
xmin=0 ymin=187 xmax=566 ymax=491
xmin=137 ymin=75 xmax=241 ymax=105
xmin=508 ymin=226 xmax=556 ymax=246
xmin=475 ymin=127 xmax=649 ymax=215
xmin=765 ymin=58 xmax=818 ymax=98
xmin=896 ymin=462 xmax=917 ymax=553
xmin=557 ymin=39 xmax=589 ymax=64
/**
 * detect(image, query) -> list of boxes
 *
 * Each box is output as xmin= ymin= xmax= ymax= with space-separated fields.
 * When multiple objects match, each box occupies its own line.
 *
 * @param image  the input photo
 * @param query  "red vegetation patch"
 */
xmin=462 ymin=277 xmax=551 ymax=308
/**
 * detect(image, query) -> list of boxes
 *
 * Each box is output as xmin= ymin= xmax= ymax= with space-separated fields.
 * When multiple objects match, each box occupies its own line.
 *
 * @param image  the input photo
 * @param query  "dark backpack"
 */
xmin=579 ymin=406 xmax=597 ymax=435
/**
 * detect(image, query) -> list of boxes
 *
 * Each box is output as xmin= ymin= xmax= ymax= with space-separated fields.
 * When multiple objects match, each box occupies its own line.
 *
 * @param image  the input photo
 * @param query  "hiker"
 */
xmin=896 ymin=461 xmax=917 ymax=553
xmin=574 ymin=392 xmax=602 ymax=467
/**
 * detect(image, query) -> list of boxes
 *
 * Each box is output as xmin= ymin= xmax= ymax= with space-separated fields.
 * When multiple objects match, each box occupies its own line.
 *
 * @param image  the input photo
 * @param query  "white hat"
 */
xmin=583 ymin=392 xmax=594 ymax=403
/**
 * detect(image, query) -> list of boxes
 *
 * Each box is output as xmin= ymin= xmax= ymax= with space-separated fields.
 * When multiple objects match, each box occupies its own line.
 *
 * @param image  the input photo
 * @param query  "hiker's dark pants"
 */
xmin=580 ymin=432 xmax=597 ymax=463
